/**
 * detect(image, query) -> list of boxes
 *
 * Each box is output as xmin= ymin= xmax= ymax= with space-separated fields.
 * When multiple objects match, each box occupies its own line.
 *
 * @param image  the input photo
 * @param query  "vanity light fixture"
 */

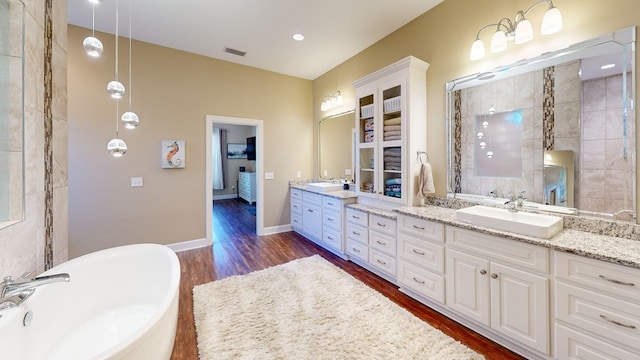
xmin=121 ymin=0 xmax=139 ymax=130
xmin=82 ymin=0 xmax=103 ymax=57
xmin=470 ymin=0 xmax=563 ymax=61
xmin=320 ymin=91 xmax=344 ymax=111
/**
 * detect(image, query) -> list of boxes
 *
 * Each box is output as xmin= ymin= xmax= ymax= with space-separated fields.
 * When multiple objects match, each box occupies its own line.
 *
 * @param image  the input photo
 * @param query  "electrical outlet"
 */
xmin=232 ymin=185 xmax=235 ymax=191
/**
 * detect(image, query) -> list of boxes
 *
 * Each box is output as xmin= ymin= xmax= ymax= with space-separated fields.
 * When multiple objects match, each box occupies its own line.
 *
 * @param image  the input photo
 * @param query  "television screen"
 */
xmin=246 ymin=136 xmax=256 ymax=160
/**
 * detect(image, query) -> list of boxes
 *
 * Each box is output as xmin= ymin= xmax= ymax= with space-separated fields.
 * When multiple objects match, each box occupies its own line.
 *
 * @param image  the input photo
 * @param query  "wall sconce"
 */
xmin=320 ymin=91 xmax=344 ymax=111
xmin=470 ymin=0 xmax=563 ymax=61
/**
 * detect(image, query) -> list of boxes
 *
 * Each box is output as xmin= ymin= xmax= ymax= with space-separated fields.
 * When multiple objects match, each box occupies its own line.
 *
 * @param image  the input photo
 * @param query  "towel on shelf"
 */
xmin=384 ymin=135 xmax=401 ymax=141
xmin=383 ymin=125 xmax=401 ymax=132
xmin=385 ymin=178 xmax=401 ymax=185
xmin=417 ymin=162 xmax=435 ymax=199
xmin=383 ymin=117 xmax=401 ymax=126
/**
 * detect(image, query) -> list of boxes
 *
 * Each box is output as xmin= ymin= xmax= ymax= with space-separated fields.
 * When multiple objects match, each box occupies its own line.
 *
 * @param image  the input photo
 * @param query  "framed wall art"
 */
xmin=162 ymin=140 xmax=185 ymax=168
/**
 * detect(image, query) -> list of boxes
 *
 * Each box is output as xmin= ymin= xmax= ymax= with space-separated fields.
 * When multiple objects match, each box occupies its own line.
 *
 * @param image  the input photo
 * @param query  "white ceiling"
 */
xmin=67 ymin=0 xmax=444 ymax=80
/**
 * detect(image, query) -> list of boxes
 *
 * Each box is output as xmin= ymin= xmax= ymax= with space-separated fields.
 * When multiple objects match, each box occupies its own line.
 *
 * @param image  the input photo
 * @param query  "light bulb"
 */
xmin=515 ymin=19 xmax=534 ymax=44
xmin=490 ymin=30 xmax=507 ymax=53
xmin=477 ymin=132 xmax=483 ymax=139
xmin=541 ymin=6 xmax=562 ymax=35
xmin=107 ymin=81 xmax=125 ymax=99
xmin=321 ymin=101 xmax=327 ymax=111
xmin=479 ymin=141 xmax=486 ymax=149
xmin=486 ymin=151 xmax=494 ymax=158
xmin=107 ymin=138 xmax=127 ymax=157
xmin=470 ymin=38 xmax=485 ymax=61
xmin=121 ymin=111 xmax=140 ymax=129
xmin=83 ymin=36 xmax=103 ymax=57
xmin=336 ymin=93 xmax=344 ymax=106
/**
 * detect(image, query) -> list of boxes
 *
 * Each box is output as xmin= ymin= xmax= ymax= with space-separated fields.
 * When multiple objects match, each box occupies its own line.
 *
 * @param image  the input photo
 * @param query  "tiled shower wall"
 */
xmin=0 ymin=0 xmax=67 ymax=277
xmin=581 ymin=73 xmax=635 ymax=219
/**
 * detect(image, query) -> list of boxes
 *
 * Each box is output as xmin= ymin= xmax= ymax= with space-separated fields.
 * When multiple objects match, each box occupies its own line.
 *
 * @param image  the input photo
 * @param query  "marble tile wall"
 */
xmin=581 ymin=73 xmax=635 ymax=220
xmin=0 ymin=0 xmax=67 ymax=278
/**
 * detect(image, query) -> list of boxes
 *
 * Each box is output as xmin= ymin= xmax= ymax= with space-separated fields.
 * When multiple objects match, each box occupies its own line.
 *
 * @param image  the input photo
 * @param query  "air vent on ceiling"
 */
xmin=224 ymin=47 xmax=246 ymax=57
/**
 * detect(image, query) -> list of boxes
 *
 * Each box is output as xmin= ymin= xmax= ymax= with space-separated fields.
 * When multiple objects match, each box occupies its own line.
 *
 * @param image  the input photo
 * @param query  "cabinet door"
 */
xmin=446 ymin=249 xmax=490 ymax=326
xmin=302 ymin=202 xmax=322 ymax=241
xmin=356 ymin=84 xmax=377 ymax=199
xmin=490 ymin=262 xmax=549 ymax=355
xmin=377 ymin=78 xmax=405 ymax=204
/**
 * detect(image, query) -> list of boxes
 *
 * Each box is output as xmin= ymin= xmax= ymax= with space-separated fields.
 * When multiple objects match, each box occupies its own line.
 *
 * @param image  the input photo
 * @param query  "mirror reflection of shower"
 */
xmin=543 ymin=150 xmax=574 ymax=207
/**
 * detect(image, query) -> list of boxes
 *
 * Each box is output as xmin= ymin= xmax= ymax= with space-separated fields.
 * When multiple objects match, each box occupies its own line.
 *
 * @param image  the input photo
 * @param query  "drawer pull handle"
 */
xmin=327 ymin=236 xmax=334 ymax=240
xmin=490 ymin=273 xmax=498 ymax=279
xmin=412 ymin=277 xmax=425 ymax=284
xmin=377 ymin=222 xmax=387 ymax=227
xmin=327 ymin=218 xmax=334 ymax=222
xmin=412 ymin=225 xmax=425 ymax=230
xmin=600 ymin=315 xmax=636 ymax=329
xmin=376 ymin=240 xmax=386 ymax=246
xmin=376 ymin=259 xmax=387 ymax=265
xmin=599 ymin=275 xmax=635 ymax=287
xmin=307 ymin=209 xmax=314 ymax=213
xmin=480 ymin=269 xmax=487 ymax=275
xmin=327 ymin=202 xmax=334 ymax=206
xmin=352 ymin=215 xmax=360 ymax=220
xmin=412 ymin=249 xmax=425 ymax=255
xmin=352 ymin=231 xmax=360 ymax=236
xmin=352 ymin=248 xmax=361 ymax=253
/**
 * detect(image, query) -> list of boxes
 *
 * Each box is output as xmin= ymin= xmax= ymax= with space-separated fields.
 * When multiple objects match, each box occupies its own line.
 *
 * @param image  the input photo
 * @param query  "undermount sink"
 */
xmin=455 ymin=205 xmax=563 ymax=239
xmin=306 ymin=182 xmax=343 ymax=192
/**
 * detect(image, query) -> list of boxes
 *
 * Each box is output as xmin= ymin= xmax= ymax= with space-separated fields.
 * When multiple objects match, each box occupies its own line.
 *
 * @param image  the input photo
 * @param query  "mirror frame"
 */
xmin=317 ymin=109 xmax=355 ymax=180
xmin=446 ymin=27 xmax=636 ymax=221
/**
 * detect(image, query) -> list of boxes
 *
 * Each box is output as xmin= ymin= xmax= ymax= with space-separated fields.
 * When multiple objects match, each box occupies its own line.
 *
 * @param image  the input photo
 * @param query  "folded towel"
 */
xmin=417 ymin=162 xmax=435 ymax=199
xmin=383 ymin=125 xmax=401 ymax=132
xmin=385 ymin=178 xmax=401 ymax=185
xmin=384 ymin=147 xmax=401 ymax=154
xmin=384 ymin=130 xmax=401 ymax=136
xmin=384 ymin=117 xmax=401 ymax=126
xmin=384 ymin=135 xmax=401 ymax=141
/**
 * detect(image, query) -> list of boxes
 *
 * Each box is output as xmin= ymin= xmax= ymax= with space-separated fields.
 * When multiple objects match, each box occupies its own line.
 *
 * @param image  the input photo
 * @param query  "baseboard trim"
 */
xmin=213 ymin=194 xmax=237 ymax=201
xmin=167 ymin=238 xmax=210 ymax=252
xmin=262 ymin=224 xmax=292 ymax=235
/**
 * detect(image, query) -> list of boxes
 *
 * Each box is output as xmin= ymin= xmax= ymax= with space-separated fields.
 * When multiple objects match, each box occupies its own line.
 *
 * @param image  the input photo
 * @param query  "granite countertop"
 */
xmin=290 ymin=184 xmax=357 ymax=200
xmin=395 ymin=205 xmax=640 ymax=270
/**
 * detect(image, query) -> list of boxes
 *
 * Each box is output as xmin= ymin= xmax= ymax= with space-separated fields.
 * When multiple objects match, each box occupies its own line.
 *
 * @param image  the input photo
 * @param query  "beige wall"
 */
xmin=68 ymin=25 xmax=312 ymax=257
xmin=313 ymin=0 xmax=640 ymax=214
xmin=0 ymin=0 xmax=68 ymax=277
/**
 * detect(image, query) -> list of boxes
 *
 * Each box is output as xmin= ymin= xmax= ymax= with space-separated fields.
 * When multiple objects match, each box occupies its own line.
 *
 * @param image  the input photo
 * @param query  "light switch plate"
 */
xmin=296 ymin=171 xmax=302 ymax=178
xmin=265 ymin=172 xmax=274 ymax=180
xmin=131 ymin=177 xmax=143 ymax=187
xmin=345 ymin=169 xmax=352 ymax=175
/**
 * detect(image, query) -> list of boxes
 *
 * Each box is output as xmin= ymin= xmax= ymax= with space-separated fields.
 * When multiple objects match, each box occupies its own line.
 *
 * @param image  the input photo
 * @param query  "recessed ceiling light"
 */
xmin=292 ymin=33 xmax=305 ymax=41
xmin=601 ymin=63 xmax=616 ymax=70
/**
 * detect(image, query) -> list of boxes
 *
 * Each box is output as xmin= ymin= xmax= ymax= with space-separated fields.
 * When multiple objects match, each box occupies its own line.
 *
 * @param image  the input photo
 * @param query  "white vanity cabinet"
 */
xmin=554 ymin=252 xmax=640 ymax=359
xmin=290 ymin=188 xmax=303 ymax=231
xmin=346 ymin=208 xmax=369 ymax=263
xmin=445 ymin=226 xmax=550 ymax=356
xmin=302 ymin=191 xmax=323 ymax=241
xmin=368 ymin=214 xmax=397 ymax=278
xmin=238 ymin=171 xmax=256 ymax=204
xmin=353 ymin=56 xmax=428 ymax=207
xmin=396 ymin=215 xmax=445 ymax=304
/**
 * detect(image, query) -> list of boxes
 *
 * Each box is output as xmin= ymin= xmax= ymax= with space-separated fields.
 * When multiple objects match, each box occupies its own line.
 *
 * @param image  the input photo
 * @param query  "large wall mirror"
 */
xmin=0 ymin=0 xmax=25 ymax=228
xmin=318 ymin=110 xmax=355 ymax=180
xmin=446 ymin=27 xmax=636 ymax=222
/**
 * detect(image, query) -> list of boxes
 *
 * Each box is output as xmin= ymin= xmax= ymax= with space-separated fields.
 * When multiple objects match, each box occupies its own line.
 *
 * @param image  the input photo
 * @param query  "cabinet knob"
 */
xmin=491 ymin=273 xmax=498 ymax=279
xmin=479 ymin=269 xmax=487 ymax=275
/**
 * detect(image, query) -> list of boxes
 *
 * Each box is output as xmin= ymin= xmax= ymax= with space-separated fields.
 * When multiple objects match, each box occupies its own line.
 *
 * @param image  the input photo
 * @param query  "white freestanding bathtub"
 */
xmin=0 ymin=243 xmax=181 ymax=360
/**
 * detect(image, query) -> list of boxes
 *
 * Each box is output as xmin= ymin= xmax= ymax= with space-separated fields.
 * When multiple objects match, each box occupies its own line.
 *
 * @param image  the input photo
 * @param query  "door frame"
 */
xmin=206 ymin=115 xmax=265 ymax=243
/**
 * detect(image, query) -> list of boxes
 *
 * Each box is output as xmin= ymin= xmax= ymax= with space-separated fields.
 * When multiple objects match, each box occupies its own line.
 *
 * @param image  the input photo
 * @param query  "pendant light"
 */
xmin=107 ymin=0 xmax=125 ymax=99
xmin=82 ymin=0 xmax=103 ymax=57
xmin=121 ymin=0 xmax=139 ymax=129
xmin=107 ymin=101 xmax=127 ymax=157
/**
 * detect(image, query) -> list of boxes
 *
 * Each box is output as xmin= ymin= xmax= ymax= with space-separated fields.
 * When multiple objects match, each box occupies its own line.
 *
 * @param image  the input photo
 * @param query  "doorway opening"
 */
xmin=206 ymin=115 xmax=264 ymax=245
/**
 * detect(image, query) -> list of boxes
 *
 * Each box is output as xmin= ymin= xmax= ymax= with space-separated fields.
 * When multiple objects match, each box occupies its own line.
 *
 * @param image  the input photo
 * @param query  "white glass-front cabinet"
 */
xmin=353 ymin=56 xmax=429 ymax=207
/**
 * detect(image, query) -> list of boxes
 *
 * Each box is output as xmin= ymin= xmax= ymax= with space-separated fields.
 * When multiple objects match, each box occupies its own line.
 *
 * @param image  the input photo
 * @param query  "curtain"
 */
xmin=212 ymin=128 xmax=224 ymax=190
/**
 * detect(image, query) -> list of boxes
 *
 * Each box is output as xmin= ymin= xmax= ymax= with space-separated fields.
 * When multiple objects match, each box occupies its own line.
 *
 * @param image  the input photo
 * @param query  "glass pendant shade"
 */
xmin=121 ymin=111 xmax=140 ymax=129
xmin=83 ymin=36 xmax=103 ymax=57
xmin=541 ymin=6 xmax=563 ymax=35
xmin=515 ymin=19 xmax=534 ymax=44
xmin=107 ymin=80 xmax=125 ymax=99
xmin=490 ymin=30 xmax=507 ymax=53
xmin=107 ymin=138 xmax=127 ymax=157
xmin=470 ymin=38 xmax=485 ymax=61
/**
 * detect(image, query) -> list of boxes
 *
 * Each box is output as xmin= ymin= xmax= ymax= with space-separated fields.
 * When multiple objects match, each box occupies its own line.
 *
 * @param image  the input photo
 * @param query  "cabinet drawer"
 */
xmin=556 ymin=282 xmax=640 ymax=351
xmin=322 ymin=196 xmax=343 ymax=213
xmin=291 ymin=188 xmax=303 ymax=201
xmin=555 ymin=323 xmax=639 ymax=360
xmin=323 ymin=227 xmax=342 ymax=251
xmin=291 ymin=213 xmax=302 ymax=230
xmin=555 ymin=251 xmax=640 ymax=302
xmin=303 ymin=191 xmax=322 ymax=205
xmin=370 ymin=229 xmax=396 ymax=256
xmin=346 ymin=222 xmax=368 ymax=244
xmin=397 ymin=232 xmax=444 ymax=273
xmin=346 ymin=208 xmax=368 ymax=227
xmin=290 ymin=198 xmax=302 ymax=215
xmin=347 ymin=239 xmax=368 ymax=262
xmin=446 ymin=226 xmax=548 ymax=273
xmin=323 ymin=209 xmax=342 ymax=232
xmin=397 ymin=215 xmax=444 ymax=243
xmin=398 ymin=260 xmax=445 ymax=304
xmin=369 ymin=215 xmax=396 ymax=237
xmin=369 ymin=249 xmax=397 ymax=276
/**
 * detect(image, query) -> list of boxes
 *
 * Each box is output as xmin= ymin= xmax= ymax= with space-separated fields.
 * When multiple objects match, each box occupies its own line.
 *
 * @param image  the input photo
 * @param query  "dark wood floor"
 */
xmin=170 ymin=199 xmax=525 ymax=360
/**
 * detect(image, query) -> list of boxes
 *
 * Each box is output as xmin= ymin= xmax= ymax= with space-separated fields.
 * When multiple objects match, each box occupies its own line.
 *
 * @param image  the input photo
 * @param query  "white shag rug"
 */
xmin=192 ymin=255 xmax=484 ymax=360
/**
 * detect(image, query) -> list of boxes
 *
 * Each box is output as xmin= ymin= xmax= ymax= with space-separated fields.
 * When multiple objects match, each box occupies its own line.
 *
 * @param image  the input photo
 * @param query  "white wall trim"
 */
xmin=213 ymin=194 xmax=237 ymax=201
xmin=263 ymin=224 xmax=292 ymax=235
xmin=167 ymin=238 xmax=210 ymax=252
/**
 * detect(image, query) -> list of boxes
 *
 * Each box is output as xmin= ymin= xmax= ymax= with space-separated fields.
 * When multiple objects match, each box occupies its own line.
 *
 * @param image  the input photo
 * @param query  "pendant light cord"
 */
xmin=114 ymin=0 xmax=119 ymax=82
xmin=128 ymin=0 xmax=133 ymax=110
xmin=91 ymin=5 xmax=95 ymax=37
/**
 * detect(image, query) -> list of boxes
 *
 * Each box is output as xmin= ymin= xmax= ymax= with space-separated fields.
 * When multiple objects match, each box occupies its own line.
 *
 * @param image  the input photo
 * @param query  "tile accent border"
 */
xmin=453 ymin=90 xmax=462 ymax=193
xmin=542 ymin=66 xmax=555 ymax=151
xmin=44 ymin=0 xmax=54 ymax=270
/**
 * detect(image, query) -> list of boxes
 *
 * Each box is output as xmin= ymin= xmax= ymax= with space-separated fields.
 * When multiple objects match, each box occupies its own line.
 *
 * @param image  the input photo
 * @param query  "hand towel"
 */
xmin=417 ymin=162 xmax=435 ymax=199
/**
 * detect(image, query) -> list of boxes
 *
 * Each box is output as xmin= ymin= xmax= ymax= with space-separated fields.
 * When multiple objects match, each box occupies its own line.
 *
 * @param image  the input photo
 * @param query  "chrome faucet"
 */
xmin=506 ymin=191 xmax=526 ymax=212
xmin=0 ymin=273 xmax=70 ymax=311
xmin=516 ymin=190 xmax=527 ymax=207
